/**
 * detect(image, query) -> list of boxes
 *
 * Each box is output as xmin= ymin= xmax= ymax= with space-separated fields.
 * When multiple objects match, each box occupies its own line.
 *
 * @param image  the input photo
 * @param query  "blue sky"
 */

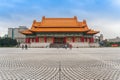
xmin=0 ymin=0 xmax=120 ymax=39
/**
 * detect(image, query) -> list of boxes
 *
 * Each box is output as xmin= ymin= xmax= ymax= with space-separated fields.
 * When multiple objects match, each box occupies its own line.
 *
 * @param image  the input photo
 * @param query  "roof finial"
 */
xmin=74 ymin=16 xmax=77 ymax=19
xmin=42 ymin=16 xmax=45 ymax=19
xmin=83 ymin=19 xmax=86 ymax=24
xmin=33 ymin=20 xmax=36 ymax=24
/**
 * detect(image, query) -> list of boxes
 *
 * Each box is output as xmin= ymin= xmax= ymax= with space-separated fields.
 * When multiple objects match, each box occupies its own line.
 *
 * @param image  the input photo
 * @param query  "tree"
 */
xmin=0 ymin=38 xmax=18 ymax=47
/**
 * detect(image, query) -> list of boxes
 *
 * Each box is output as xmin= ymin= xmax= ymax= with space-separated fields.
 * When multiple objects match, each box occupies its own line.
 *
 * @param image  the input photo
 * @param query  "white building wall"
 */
xmin=8 ymin=28 xmax=13 ymax=38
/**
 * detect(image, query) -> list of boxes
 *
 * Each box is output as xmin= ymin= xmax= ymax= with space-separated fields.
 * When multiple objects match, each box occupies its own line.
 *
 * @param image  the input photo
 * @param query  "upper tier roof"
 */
xmin=33 ymin=16 xmax=86 ymax=27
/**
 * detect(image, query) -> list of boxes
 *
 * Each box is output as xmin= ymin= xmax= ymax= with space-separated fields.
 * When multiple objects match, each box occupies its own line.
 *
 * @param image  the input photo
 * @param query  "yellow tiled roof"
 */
xmin=34 ymin=16 xmax=84 ymax=27
xmin=20 ymin=30 xmax=32 ymax=34
xmin=21 ymin=16 xmax=99 ymax=35
xmin=30 ymin=27 xmax=90 ymax=32
xmin=87 ymin=29 xmax=99 ymax=34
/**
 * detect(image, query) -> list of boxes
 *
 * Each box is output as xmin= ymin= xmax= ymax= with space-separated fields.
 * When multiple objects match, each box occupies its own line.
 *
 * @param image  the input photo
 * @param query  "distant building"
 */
xmin=108 ymin=37 xmax=120 ymax=42
xmin=99 ymin=34 xmax=103 ymax=42
xmin=8 ymin=26 xmax=28 ymax=43
xmin=94 ymin=34 xmax=104 ymax=43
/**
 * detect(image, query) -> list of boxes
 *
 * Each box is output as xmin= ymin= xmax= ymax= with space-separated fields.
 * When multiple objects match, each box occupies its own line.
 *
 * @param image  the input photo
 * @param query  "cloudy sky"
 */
xmin=0 ymin=0 xmax=120 ymax=39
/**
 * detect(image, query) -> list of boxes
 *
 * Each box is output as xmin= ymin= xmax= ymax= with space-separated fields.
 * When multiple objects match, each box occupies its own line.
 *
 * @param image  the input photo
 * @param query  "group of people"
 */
xmin=21 ymin=44 xmax=28 ymax=50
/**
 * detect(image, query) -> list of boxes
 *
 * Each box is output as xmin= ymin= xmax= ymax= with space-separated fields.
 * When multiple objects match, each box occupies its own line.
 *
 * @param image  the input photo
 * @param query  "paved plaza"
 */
xmin=0 ymin=48 xmax=120 ymax=80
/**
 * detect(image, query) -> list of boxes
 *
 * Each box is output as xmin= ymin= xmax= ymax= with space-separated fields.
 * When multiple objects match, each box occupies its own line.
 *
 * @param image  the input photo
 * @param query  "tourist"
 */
xmin=22 ymin=44 xmax=24 ymax=50
xmin=25 ymin=44 xmax=28 ymax=50
xmin=65 ymin=44 xmax=67 ymax=49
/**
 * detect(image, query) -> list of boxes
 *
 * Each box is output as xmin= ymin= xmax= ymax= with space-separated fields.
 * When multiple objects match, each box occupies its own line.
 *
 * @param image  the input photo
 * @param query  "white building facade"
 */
xmin=8 ymin=26 xmax=28 ymax=43
xmin=108 ymin=37 xmax=120 ymax=42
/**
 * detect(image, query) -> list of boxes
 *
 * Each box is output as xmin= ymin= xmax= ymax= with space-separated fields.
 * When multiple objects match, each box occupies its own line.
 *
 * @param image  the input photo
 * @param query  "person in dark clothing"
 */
xmin=25 ymin=44 xmax=28 ymax=50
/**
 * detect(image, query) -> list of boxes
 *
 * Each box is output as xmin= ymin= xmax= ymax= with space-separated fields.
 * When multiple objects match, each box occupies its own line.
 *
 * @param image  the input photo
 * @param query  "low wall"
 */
xmin=20 ymin=43 xmax=50 ymax=48
xmin=20 ymin=42 xmax=99 ymax=48
xmin=69 ymin=42 xmax=100 ymax=48
xmin=30 ymin=43 xmax=50 ymax=48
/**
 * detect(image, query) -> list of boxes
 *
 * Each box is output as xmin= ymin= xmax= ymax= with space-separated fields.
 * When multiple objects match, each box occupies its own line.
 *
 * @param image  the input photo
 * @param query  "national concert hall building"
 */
xmin=21 ymin=16 xmax=100 ymax=48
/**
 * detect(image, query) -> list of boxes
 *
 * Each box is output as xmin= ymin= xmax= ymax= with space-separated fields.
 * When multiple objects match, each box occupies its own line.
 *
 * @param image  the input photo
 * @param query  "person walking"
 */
xmin=65 ymin=44 xmax=67 ymax=49
xmin=22 ymin=44 xmax=24 ymax=50
xmin=25 ymin=44 xmax=28 ymax=50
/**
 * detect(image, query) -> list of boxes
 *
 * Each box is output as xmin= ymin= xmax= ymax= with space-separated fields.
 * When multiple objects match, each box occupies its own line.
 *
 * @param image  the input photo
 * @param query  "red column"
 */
xmin=35 ymin=37 xmax=37 ymax=42
xmin=89 ymin=37 xmax=94 ymax=43
xmin=52 ymin=37 xmax=54 ymax=43
xmin=86 ymin=38 xmax=87 ymax=42
xmin=32 ymin=38 xmax=34 ymax=42
xmin=38 ymin=37 xmax=39 ymax=42
xmin=28 ymin=38 xmax=30 ymax=43
xmin=89 ymin=38 xmax=91 ymax=43
xmin=25 ymin=38 xmax=30 ymax=43
xmin=25 ymin=38 xmax=28 ymax=43
xmin=80 ymin=37 xmax=82 ymax=42
xmin=64 ymin=37 xmax=66 ymax=43
xmin=35 ymin=37 xmax=39 ymax=42
xmin=91 ymin=37 xmax=94 ymax=43
xmin=44 ymin=37 xmax=47 ymax=43
xmin=72 ymin=37 xmax=75 ymax=42
xmin=81 ymin=36 xmax=84 ymax=42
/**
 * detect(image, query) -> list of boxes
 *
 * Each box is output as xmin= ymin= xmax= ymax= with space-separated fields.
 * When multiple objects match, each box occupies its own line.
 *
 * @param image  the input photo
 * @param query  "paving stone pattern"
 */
xmin=0 ymin=48 xmax=120 ymax=80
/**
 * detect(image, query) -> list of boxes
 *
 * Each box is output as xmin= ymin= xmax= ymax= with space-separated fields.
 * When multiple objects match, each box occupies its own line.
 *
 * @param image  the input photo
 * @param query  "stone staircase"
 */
xmin=50 ymin=43 xmax=69 ymax=48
